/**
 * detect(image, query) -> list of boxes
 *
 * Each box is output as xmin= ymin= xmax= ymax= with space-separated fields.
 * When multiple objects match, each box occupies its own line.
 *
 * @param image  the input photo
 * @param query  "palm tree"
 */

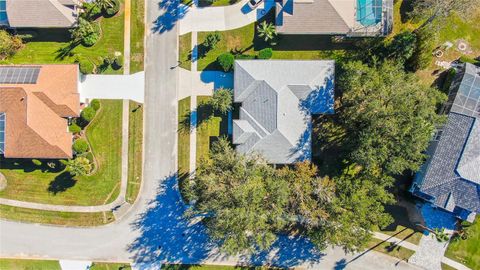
xmin=257 ymin=21 xmax=276 ymax=44
xmin=65 ymin=157 xmax=92 ymax=176
xmin=95 ymin=0 xmax=114 ymax=10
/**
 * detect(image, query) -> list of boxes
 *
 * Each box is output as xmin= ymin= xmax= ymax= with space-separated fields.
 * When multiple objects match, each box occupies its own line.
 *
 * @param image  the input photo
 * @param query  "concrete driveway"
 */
xmin=80 ymin=72 xmax=145 ymax=103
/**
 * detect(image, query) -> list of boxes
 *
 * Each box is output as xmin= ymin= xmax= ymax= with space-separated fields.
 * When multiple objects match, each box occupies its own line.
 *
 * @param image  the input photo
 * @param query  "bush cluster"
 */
xmin=217 ymin=53 xmax=234 ymax=72
xmin=104 ymin=0 xmax=120 ymax=17
xmin=73 ymin=138 xmax=89 ymax=154
xmin=32 ymin=159 xmax=42 ymax=166
xmin=90 ymin=99 xmax=101 ymax=111
xmin=81 ymin=106 xmax=96 ymax=123
xmin=69 ymin=123 xmax=82 ymax=134
xmin=257 ymin=48 xmax=273 ymax=59
xmin=79 ymin=59 xmax=95 ymax=74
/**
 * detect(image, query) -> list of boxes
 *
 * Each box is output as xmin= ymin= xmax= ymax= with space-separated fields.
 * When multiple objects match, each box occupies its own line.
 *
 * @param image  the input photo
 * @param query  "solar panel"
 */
xmin=0 ymin=66 xmax=41 ymax=84
xmin=0 ymin=112 xmax=4 ymax=154
xmin=452 ymin=64 xmax=480 ymax=118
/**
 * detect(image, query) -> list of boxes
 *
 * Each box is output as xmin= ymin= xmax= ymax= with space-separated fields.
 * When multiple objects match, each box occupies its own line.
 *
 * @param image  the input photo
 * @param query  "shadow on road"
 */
xmin=152 ymin=0 xmax=190 ymax=34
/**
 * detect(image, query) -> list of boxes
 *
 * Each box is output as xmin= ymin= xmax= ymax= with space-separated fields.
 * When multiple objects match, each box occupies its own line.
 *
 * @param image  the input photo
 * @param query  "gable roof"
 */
xmin=232 ymin=60 xmax=335 ymax=164
xmin=6 ymin=0 xmax=78 ymax=28
xmin=415 ymin=63 xmax=480 ymax=217
xmin=0 ymin=64 xmax=79 ymax=159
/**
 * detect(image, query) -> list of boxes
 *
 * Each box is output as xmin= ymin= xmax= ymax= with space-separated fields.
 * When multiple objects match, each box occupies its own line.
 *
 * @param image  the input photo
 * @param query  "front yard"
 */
xmin=1 ymin=1 xmax=125 ymax=74
xmin=0 ymin=100 xmax=123 ymax=206
xmin=445 ymin=218 xmax=479 ymax=269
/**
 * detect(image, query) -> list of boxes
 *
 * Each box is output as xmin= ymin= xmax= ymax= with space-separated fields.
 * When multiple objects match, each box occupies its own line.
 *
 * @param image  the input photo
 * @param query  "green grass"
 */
xmin=90 ymin=262 xmax=132 ymax=270
xmin=438 ymin=11 xmax=480 ymax=54
xmin=197 ymin=0 xmax=240 ymax=7
xmin=441 ymin=263 xmax=457 ymax=270
xmin=126 ymin=101 xmax=143 ymax=204
xmin=367 ymin=239 xmax=415 ymax=261
xmin=196 ymin=96 xmax=227 ymax=163
xmin=445 ymin=218 xmax=480 ymax=269
xmin=2 ymin=3 xmax=125 ymax=74
xmin=179 ymin=32 xmax=192 ymax=70
xmin=178 ymin=97 xmax=191 ymax=201
xmin=0 ymin=204 xmax=115 ymax=226
xmin=130 ymin=0 xmax=145 ymax=73
xmin=0 ymin=258 xmax=61 ymax=270
xmin=0 ymin=100 xmax=123 ymax=206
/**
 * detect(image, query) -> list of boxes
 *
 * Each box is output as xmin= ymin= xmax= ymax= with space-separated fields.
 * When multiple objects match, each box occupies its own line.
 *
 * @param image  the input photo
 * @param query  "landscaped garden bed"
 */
xmin=0 ymin=100 xmax=123 ymax=206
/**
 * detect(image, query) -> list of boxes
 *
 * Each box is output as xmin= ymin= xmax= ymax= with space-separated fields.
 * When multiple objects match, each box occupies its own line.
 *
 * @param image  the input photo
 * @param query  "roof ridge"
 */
xmin=47 ymin=0 xmax=75 ymax=24
xmin=325 ymin=0 xmax=351 ymax=29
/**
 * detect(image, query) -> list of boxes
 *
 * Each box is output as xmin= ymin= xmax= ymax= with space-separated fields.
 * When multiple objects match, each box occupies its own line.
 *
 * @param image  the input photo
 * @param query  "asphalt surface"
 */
xmin=0 ymin=0 xmax=179 ymax=263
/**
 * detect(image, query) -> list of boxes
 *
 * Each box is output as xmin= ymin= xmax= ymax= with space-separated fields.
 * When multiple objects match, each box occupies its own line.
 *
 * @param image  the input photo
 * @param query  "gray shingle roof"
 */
xmin=415 ymin=63 xmax=480 ymax=217
xmin=6 ymin=0 xmax=78 ymax=28
xmin=233 ymin=60 xmax=335 ymax=164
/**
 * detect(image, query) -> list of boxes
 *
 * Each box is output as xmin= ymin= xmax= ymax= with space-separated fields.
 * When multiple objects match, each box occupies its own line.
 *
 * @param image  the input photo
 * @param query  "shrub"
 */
xmin=257 ymin=48 xmax=273 ymax=59
xmin=69 ymin=123 xmax=82 ymax=134
xmin=459 ymin=56 xmax=479 ymax=65
xmin=0 ymin=30 xmax=23 ymax=60
xmin=81 ymin=106 xmax=96 ymax=122
xmin=81 ymin=2 xmax=102 ymax=20
xmin=113 ymin=55 xmax=123 ymax=69
xmin=204 ymin=32 xmax=221 ymax=50
xmin=217 ymin=53 xmax=234 ymax=72
xmin=90 ymin=99 xmax=101 ymax=111
xmin=103 ymin=0 xmax=120 ymax=17
xmin=70 ymin=18 xmax=100 ymax=47
xmin=32 ymin=159 xmax=42 ymax=166
xmin=73 ymin=139 xmax=89 ymax=154
xmin=210 ymin=88 xmax=233 ymax=114
xmin=65 ymin=157 xmax=92 ymax=176
xmin=79 ymin=59 xmax=95 ymax=74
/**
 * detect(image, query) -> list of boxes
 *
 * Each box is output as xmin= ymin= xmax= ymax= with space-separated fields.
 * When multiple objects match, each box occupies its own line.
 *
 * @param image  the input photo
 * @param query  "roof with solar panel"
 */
xmin=412 ymin=63 xmax=480 ymax=222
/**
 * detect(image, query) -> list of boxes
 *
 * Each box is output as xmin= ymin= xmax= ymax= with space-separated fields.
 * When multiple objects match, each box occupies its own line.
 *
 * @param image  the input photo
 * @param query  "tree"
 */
xmin=337 ymin=60 xmax=447 ymax=176
xmin=70 ymin=18 xmax=100 ymax=46
xmin=257 ymin=22 xmax=276 ymax=44
xmin=0 ymin=30 xmax=23 ymax=60
xmin=408 ymin=26 xmax=438 ymax=71
xmin=95 ymin=0 xmax=114 ymax=10
xmin=204 ymin=32 xmax=221 ymax=50
xmin=65 ymin=157 xmax=92 ymax=176
xmin=189 ymin=138 xmax=290 ymax=254
xmin=410 ymin=0 xmax=480 ymax=27
xmin=217 ymin=53 xmax=234 ymax=72
xmin=210 ymin=88 xmax=233 ymax=114
xmin=387 ymin=31 xmax=417 ymax=64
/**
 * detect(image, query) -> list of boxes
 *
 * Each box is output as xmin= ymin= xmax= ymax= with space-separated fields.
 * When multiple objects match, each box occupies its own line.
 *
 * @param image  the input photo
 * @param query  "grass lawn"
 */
xmin=445 ymin=218 xmax=479 ymax=269
xmin=367 ymin=238 xmax=415 ymax=261
xmin=196 ymin=96 xmax=228 ymax=163
xmin=178 ymin=97 xmax=191 ymax=200
xmin=179 ymin=32 xmax=192 ymax=70
xmin=0 ymin=204 xmax=115 ymax=226
xmin=197 ymin=0 xmax=240 ymax=7
xmin=90 ymin=262 xmax=132 ymax=270
xmin=441 ymin=263 xmax=457 ymax=270
xmin=1 ymin=2 xmax=125 ymax=74
xmin=130 ymin=0 xmax=145 ymax=73
xmin=0 ymin=258 xmax=61 ymax=270
xmin=0 ymin=100 xmax=123 ymax=206
xmin=126 ymin=101 xmax=143 ymax=204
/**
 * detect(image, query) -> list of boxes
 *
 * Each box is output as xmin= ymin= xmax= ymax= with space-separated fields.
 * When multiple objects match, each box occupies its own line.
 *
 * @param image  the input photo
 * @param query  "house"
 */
xmin=0 ymin=0 xmax=80 ymax=28
xmin=232 ymin=60 xmax=335 ymax=164
xmin=0 ymin=64 xmax=80 ymax=159
xmin=410 ymin=63 xmax=480 ymax=222
xmin=275 ymin=0 xmax=393 ymax=36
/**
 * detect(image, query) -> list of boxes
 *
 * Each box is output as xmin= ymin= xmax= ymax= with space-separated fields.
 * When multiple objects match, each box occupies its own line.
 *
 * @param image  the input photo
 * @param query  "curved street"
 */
xmin=0 ymin=1 xmax=425 ymax=269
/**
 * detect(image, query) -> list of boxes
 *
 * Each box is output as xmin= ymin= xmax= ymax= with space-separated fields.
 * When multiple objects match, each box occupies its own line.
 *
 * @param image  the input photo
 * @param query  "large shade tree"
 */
xmin=411 ymin=0 xmax=480 ymax=27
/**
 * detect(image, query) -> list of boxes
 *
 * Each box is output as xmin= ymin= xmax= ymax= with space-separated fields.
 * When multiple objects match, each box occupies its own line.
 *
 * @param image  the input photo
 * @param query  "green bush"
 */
xmin=0 ymin=30 xmax=23 ymax=60
xmin=104 ymin=0 xmax=120 ymax=17
xmin=82 ymin=22 xmax=100 ymax=46
xmin=257 ymin=48 xmax=273 ymax=59
xmin=217 ymin=53 xmax=235 ymax=72
xmin=70 ymin=18 xmax=100 ymax=47
xmin=204 ymin=32 xmax=221 ymax=50
xmin=79 ymin=59 xmax=94 ymax=74
xmin=69 ymin=123 xmax=82 ymax=133
xmin=32 ymin=159 xmax=42 ymax=166
xmin=81 ymin=106 xmax=96 ymax=122
xmin=73 ymin=138 xmax=89 ymax=154
xmin=90 ymin=99 xmax=101 ymax=111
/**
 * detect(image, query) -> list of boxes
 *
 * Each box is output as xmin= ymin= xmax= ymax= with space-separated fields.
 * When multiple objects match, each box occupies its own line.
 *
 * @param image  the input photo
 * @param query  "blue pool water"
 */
xmin=356 ymin=0 xmax=383 ymax=26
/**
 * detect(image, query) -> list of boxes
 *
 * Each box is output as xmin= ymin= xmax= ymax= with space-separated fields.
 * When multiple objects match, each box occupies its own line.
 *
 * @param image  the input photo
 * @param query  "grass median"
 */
xmin=126 ymin=101 xmax=143 ymax=204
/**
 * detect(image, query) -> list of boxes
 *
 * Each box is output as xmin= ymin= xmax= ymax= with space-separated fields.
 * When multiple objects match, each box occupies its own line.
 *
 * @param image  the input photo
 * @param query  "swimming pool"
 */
xmin=356 ymin=0 xmax=383 ymax=26
xmin=0 ymin=0 xmax=7 ymax=24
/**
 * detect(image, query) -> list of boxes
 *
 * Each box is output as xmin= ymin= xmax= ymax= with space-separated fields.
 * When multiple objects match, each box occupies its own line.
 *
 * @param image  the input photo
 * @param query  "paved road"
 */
xmin=0 ymin=0 xmax=179 ymax=263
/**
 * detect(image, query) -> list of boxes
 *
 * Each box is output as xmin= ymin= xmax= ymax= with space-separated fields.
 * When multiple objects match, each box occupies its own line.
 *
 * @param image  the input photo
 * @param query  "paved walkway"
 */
xmin=124 ymin=0 xmax=131 ymax=74
xmin=79 ymin=72 xmax=145 ymax=103
xmin=0 ymin=100 xmax=131 ymax=214
xmin=179 ymin=0 xmax=274 ymax=34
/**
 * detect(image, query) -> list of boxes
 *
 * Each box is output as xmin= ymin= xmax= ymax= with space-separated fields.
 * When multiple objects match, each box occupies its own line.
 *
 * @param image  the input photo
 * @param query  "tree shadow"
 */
xmin=400 ymin=0 xmax=414 ymax=23
xmin=47 ymin=172 xmax=77 ymax=194
xmin=152 ymin=0 xmax=190 ymax=34
xmin=0 ymin=157 xmax=65 ymax=173
xmin=55 ymin=41 xmax=80 ymax=60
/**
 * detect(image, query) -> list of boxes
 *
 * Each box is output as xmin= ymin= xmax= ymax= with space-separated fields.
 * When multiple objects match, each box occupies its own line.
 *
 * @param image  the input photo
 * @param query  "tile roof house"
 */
xmin=232 ymin=60 xmax=335 ymax=164
xmin=275 ymin=0 xmax=393 ymax=36
xmin=0 ymin=64 xmax=80 ymax=159
xmin=0 ymin=0 xmax=80 ymax=28
xmin=410 ymin=63 xmax=480 ymax=222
